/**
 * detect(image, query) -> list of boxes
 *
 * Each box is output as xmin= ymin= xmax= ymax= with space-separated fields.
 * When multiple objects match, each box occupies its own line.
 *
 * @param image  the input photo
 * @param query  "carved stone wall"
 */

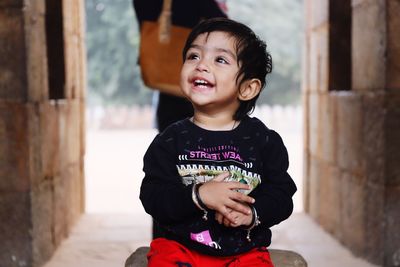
xmin=303 ymin=0 xmax=400 ymax=266
xmin=0 ymin=1 xmax=86 ymax=266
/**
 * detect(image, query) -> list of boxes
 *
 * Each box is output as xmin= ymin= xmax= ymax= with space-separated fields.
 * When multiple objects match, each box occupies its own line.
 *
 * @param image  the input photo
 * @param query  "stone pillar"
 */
xmin=303 ymin=0 xmax=400 ymax=266
xmin=0 ymin=0 xmax=86 ymax=266
xmin=352 ymin=0 xmax=400 ymax=265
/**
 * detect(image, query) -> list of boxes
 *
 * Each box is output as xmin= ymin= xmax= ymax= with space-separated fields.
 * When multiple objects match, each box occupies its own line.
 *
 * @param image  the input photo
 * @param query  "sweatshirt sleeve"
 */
xmin=139 ymin=131 xmax=200 ymax=225
xmin=252 ymin=130 xmax=297 ymax=228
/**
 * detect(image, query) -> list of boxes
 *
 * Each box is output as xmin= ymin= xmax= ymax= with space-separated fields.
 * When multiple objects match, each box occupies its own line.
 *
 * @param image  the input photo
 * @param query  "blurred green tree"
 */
xmin=85 ymin=0 xmax=152 ymax=106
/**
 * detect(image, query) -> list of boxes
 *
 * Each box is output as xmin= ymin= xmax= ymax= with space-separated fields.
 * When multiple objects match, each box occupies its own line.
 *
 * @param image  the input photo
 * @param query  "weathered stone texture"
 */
xmin=0 ymin=1 xmax=86 ymax=266
xmin=302 ymin=96 xmax=310 ymax=212
xmin=304 ymin=0 xmax=400 ymax=265
xmin=52 ymin=175 xmax=69 ymax=248
xmin=307 ymin=156 xmax=320 ymax=219
xmin=308 ymin=93 xmax=320 ymax=157
xmin=27 ymin=103 xmax=42 ymax=188
xmin=25 ymin=1 xmax=48 ymax=102
xmin=0 ymin=9 xmax=27 ymax=101
xmin=339 ymin=172 xmax=365 ymax=256
xmin=0 ymin=102 xmax=30 ymax=192
xmin=385 ymin=91 xmax=400 ymax=186
xmin=31 ymin=179 xmax=54 ymax=267
xmin=0 ymin=1 xmax=24 ymax=8
xmin=75 ymin=0 xmax=87 ymax=100
xmin=54 ymin=163 xmax=83 ymax=239
xmin=362 ymin=92 xmax=385 ymax=185
xmin=386 ymin=0 xmax=400 ymax=89
xmin=68 ymin=163 xmax=84 ymax=225
xmin=336 ymin=92 xmax=363 ymax=174
xmin=58 ymin=100 xmax=81 ymax=171
xmin=352 ymin=0 xmax=386 ymax=91
xmin=317 ymin=163 xmax=342 ymax=237
xmin=319 ymin=93 xmax=337 ymax=164
xmin=24 ymin=0 xmax=45 ymax=15
xmin=64 ymin=33 xmax=81 ymax=99
xmin=385 ymin=186 xmax=400 ymax=267
xmin=79 ymin=100 xmax=86 ymax=157
xmin=364 ymin=183 xmax=385 ymax=263
xmin=0 ymin=100 xmax=84 ymax=266
xmin=63 ymin=0 xmax=86 ymax=100
xmin=39 ymin=103 xmax=60 ymax=184
xmin=308 ymin=28 xmax=329 ymax=92
xmin=0 ymin=192 xmax=32 ymax=267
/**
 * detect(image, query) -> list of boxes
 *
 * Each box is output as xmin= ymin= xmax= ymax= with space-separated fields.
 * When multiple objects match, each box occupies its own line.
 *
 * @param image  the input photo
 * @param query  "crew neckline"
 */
xmin=184 ymin=116 xmax=249 ymax=133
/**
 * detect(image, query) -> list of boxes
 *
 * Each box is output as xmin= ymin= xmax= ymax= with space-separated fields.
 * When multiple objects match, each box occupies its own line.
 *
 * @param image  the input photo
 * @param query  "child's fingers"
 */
xmin=216 ymin=212 xmax=235 ymax=227
xmin=224 ymin=211 xmax=237 ymax=225
xmin=198 ymin=181 xmax=253 ymax=213
xmin=229 ymin=190 xmax=255 ymax=205
xmin=212 ymin=172 xmax=230 ymax=182
xmin=215 ymin=211 xmax=237 ymax=227
xmin=223 ymin=216 xmax=231 ymax=227
xmin=226 ymin=200 xmax=252 ymax=217
xmin=216 ymin=206 xmax=236 ymax=224
xmin=226 ymin=181 xmax=251 ymax=191
xmin=215 ymin=212 xmax=224 ymax=224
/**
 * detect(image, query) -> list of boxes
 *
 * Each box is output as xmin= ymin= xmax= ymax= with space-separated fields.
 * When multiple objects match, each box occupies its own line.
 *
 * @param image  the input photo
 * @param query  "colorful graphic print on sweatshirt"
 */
xmin=176 ymin=144 xmax=261 ymax=195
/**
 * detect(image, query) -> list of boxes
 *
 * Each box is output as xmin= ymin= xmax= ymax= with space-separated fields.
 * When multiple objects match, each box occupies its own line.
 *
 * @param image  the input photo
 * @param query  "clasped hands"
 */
xmin=198 ymin=172 xmax=254 ymax=228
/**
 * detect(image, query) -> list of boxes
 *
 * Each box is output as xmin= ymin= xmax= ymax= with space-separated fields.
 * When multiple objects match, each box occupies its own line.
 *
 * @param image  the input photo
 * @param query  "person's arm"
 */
xmin=140 ymin=132 xmax=200 ymax=225
xmin=252 ymin=130 xmax=297 ymax=228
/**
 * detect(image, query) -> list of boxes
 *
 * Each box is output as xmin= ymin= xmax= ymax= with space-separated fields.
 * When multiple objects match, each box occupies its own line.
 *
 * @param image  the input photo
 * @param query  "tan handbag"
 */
xmin=139 ymin=0 xmax=190 ymax=97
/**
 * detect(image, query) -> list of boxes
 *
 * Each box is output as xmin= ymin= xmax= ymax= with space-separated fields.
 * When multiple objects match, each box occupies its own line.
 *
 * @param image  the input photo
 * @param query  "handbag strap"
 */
xmin=158 ymin=0 xmax=173 ymax=43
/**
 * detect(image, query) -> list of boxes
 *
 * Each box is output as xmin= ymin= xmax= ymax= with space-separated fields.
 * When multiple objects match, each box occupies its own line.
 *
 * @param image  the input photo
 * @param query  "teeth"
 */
xmin=194 ymin=79 xmax=208 ymax=85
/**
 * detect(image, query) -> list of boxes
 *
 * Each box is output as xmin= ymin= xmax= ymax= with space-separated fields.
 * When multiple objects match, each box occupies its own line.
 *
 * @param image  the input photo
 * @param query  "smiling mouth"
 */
xmin=193 ymin=79 xmax=214 ymax=89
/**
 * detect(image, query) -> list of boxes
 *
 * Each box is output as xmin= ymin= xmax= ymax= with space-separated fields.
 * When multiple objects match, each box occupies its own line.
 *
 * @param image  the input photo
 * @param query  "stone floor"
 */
xmin=43 ymin=213 xmax=378 ymax=267
xmin=43 ymin=128 xmax=379 ymax=267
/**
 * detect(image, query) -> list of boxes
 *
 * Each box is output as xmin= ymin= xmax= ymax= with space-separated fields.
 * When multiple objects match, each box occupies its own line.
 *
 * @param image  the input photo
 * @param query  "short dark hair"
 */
xmin=182 ymin=17 xmax=272 ymax=120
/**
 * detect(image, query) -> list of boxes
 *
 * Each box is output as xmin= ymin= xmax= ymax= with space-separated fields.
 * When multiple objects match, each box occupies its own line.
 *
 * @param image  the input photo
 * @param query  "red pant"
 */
xmin=147 ymin=238 xmax=274 ymax=267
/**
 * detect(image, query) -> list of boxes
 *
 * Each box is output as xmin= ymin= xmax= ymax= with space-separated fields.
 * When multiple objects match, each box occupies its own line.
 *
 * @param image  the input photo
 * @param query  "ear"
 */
xmin=238 ymin=79 xmax=261 ymax=101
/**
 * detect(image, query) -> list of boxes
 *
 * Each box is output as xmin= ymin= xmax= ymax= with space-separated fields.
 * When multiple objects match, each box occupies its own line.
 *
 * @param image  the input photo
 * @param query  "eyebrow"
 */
xmin=190 ymin=44 xmax=236 ymax=60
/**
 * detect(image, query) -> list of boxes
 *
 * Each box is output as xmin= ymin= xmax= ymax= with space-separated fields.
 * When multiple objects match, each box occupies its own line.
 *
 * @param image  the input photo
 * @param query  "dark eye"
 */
xmin=216 ymin=56 xmax=228 ymax=64
xmin=186 ymin=52 xmax=199 ymax=61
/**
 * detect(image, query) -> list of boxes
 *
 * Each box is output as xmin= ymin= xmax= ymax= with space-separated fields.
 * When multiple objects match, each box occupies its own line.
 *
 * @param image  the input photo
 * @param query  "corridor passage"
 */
xmin=44 ymin=116 xmax=377 ymax=267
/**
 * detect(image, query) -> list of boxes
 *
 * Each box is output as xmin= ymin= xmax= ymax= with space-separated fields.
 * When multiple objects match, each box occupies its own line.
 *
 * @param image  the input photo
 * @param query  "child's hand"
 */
xmin=198 ymin=172 xmax=255 ymax=224
xmin=215 ymin=207 xmax=253 ymax=227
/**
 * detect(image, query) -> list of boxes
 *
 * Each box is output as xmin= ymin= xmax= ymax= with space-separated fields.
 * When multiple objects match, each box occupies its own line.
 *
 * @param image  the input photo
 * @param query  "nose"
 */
xmin=196 ymin=58 xmax=210 ymax=73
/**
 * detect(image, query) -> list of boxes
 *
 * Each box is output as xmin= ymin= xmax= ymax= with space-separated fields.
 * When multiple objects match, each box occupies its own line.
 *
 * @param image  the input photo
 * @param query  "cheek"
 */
xmin=181 ymin=63 xmax=194 ymax=79
xmin=180 ymin=67 xmax=189 ymax=89
xmin=180 ymin=64 xmax=189 ymax=77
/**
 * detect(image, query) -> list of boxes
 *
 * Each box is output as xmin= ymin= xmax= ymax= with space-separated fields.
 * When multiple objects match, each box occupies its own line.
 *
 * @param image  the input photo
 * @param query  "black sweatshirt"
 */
xmin=140 ymin=116 xmax=297 ymax=256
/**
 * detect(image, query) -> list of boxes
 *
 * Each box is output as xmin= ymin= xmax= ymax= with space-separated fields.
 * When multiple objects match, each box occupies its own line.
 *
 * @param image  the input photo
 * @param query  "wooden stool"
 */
xmin=125 ymin=246 xmax=307 ymax=267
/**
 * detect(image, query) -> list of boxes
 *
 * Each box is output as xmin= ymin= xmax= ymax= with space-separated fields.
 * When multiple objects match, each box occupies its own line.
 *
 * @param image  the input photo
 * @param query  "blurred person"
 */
xmin=133 ymin=0 xmax=227 ymax=132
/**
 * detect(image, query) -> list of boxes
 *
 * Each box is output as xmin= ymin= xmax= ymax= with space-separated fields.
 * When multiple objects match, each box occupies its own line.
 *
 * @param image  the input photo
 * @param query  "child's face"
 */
xmin=180 ymin=31 xmax=241 ymax=116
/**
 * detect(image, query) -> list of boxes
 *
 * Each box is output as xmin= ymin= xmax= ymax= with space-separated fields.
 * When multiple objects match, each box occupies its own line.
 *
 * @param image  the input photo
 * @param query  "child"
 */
xmin=140 ymin=17 xmax=297 ymax=266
